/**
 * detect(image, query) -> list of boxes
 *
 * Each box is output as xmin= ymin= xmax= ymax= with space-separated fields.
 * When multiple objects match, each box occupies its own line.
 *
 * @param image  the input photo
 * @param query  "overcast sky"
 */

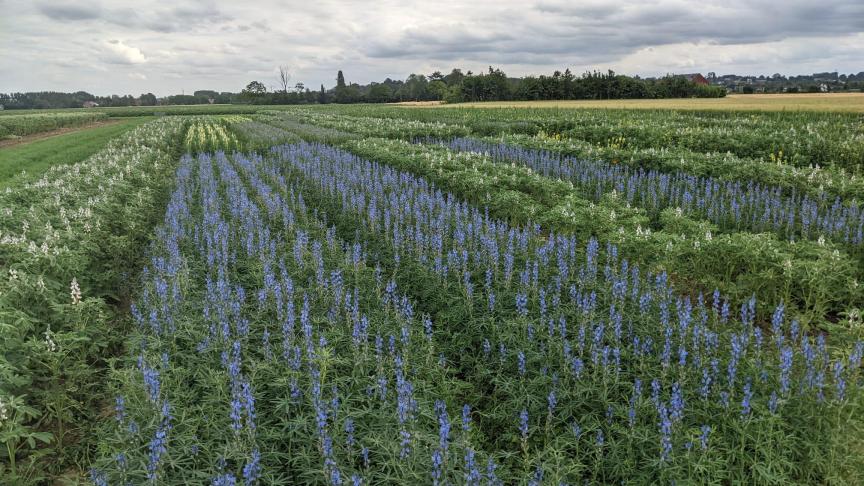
xmin=1 ymin=0 xmax=862 ymax=96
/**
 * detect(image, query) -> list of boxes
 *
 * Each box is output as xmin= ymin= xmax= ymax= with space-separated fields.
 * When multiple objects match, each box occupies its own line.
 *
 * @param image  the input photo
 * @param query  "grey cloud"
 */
xmin=6 ymin=0 xmax=864 ymax=96
xmin=362 ymin=0 xmax=864 ymax=68
xmin=535 ymin=1 xmax=617 ymax=18
xmin=368 ymin=29 xmax=516 ymax=59
xmin=172 ymin=2 xmax=225 ymax=20
xmin=38 ymin=3 xmax=101 ymax=20
xmin=37 ymin=0 xmax=230 ymax=33
xmin=538 ymin=0 xmax=864 ymax=44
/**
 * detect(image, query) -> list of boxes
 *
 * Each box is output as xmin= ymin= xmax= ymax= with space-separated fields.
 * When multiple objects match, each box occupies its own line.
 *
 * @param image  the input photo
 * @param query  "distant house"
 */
xmin=83 ymin=101 xmax=100 ymax=108
xmin=680 ymin=73 xmax=709 ymax=85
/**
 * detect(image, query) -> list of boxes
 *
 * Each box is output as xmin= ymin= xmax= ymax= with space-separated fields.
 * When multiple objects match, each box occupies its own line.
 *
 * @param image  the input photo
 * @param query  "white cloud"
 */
xmin=128 ymin=72 xmax=148 ymax=80
xmin=102 ymin=40 xmax=147 ymax=65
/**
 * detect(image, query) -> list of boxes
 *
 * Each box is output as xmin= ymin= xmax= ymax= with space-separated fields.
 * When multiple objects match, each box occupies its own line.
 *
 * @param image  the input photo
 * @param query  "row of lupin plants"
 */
xmin=259 ymin=108 xmax=864 ymax=265
xmin=294 ymin=104 xmax=864 ymax=176
xmin=263 ymin=107 xmax=864 ymax=233
xmin=0 ymin=111 xmax=107 ymax=138
xmin=496 ymin=109 xmax=864 ymax=173
xmin=432 ymin=137 xmax=864 ymax=251
xmin=327 ymin=136 xmax=861 ymax=329
xmin=483 ymin=131 xmax=864 ymax=211
xmin=0 ymin=117 xmax=187 ymax=483
xmin=262 ymin=110 xmax=471 ymax=141
xmin=276 ymin=105 xmax=864 ymax=203
xmin=183 ymin=117 xmax=242 ymax=154
xmin=228 ymin=119 xmax=300 ymax=151
xmin=545 ymin=110 xmax=864 ymax=174
xmin=258 ymin=141 xmax=864 ymax=483
xmin=90 ymin=149 xmax=504 ymax=484
xmin=256 ymin=108 xmax=864 ymax=326
xmin=253 ymin=111 xmax=864 ymax=330
xmin=253 ymin=113 xmax=361 ymax=144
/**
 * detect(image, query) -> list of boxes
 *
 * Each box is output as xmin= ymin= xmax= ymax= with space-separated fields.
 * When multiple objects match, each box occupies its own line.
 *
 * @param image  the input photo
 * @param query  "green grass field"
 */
xmin=0 ymin=117 xmax=150 ymax=185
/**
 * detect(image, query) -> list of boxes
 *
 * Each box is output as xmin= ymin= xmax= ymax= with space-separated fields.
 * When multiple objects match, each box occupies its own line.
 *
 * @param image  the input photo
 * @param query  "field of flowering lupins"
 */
xmin=2 ymin=108 xmax=864 ymax=484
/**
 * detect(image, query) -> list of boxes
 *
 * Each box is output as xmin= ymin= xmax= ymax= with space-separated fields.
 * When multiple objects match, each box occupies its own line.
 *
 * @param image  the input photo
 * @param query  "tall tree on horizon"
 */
xmin=277 ymin=65 xmax=291 ymax=93
xmin=336 ymin=70 xmax=346 ymax=88
xmin=319 ymin=84 xmax=327 ymax=104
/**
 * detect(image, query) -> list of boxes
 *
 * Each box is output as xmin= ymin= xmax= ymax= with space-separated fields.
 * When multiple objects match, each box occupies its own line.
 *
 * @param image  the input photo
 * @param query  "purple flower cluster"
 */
xmin=437 ymin=137 xmax=864 ymax=246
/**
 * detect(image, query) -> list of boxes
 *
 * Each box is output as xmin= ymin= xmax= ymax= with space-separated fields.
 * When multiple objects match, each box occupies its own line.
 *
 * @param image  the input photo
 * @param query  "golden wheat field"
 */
xmin=396 ymin=92 xmax=864 ymax=112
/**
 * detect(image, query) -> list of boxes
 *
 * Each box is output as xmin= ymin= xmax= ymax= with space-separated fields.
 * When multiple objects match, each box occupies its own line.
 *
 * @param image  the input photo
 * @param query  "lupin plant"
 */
xmin=251 ymin=140 xmax=862 ymax=483
xmin=91 ymin=148 xmax=495 ymax=483
xmin=438 ymin=136 xmax=864 ymax=248
xmin=250 ymin=108 xmax=864 ymax=325
xmin=0 ymin=116 xmax=189 ymax=481
xmin=68 ymin=106 xmax=864 ymax=485
xmin=332 ymin=136 xmax=861 ymax=323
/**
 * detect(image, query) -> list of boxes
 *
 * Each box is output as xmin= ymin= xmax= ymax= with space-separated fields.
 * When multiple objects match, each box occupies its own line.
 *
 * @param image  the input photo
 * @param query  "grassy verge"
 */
xmin=0 ymin=117 xmax=151 ymax=185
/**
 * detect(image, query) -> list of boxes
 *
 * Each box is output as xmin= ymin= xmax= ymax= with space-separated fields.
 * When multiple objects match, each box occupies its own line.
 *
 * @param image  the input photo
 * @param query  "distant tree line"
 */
xmin=241 ymin=67 xmax=726 ymax=105
xmin=10 ymin=67 xmax=864 ymax=110
xmin=0 ymin=90 xmax=237 ymax=110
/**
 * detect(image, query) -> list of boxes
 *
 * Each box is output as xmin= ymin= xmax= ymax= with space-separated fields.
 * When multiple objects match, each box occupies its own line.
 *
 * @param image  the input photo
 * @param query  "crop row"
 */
xmin=266 ymin=132 xmax=857 ymax=327
xmin=0 ymin=117 xmax=188 ymax=482
xmin=229 ymin=119 xmax=300 ymax=150
xmin=252 ymin=112 xmax=864 ymax=323
xmin=275 ymin=141 xmax=864 ymax=482
xmin=92 ymin=149 xmax=464 ymax=484
xmin=184 ymin=117 xmax=243 ymax=154
xmin=253 ymin=112 xmax=864 ymax=257
xmin=267 ymin=108 xmax=864 ymax=202
xmin=482 ymin=132 xmax=864 ymax=203
xmin=263 ymin=110 xmax=469 ymax=140
xmin=255 ymin=114 xmax=359 ymax=144
xmin=304 ymin=105 xmax=864 ymax=174
xmin=89 ymin=141 xmax=864 ymax=484
xmin=434 ymin=137 xmax=864 ymax=249
xmin=0 ymin=112 xmax=107 ymax=139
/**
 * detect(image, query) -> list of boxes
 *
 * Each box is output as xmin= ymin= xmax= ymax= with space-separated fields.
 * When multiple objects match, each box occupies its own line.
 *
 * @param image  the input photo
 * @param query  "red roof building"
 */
xmin=681 ymin=73 xmax=709 ymax=85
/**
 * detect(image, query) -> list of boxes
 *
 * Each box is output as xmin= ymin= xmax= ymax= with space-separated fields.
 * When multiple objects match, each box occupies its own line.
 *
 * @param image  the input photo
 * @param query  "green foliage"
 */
xmin=0 ymin=117 xmax=186 ymax=482
xmin=255 ymin=114 xmax=359 ymax=144
xmin=0 ymin=117 xmax=150 ymax=186
xmin=495 ymin=133 xmax=864 ymax=202
xmin=289 ymin=105 xmax=864 ymax=321
xmin=0 ymin=112 xmax=106 ymax=139
xmin=296 ymin=104 xmax=864 ymax=178
xmin=88 ymin=146 xmax=864 ymax=485
xmin=339 ymin=137 xmax=861 ymax=324
xmin=270 ymin=109 xmax=470 ymax=140
xmin=229 ymin=120 xmax=300 ymax=151
xmin=184 ymin=117 xmax=242 ymax=153
xmin=4 ymin=102 xmax=863 ymax=484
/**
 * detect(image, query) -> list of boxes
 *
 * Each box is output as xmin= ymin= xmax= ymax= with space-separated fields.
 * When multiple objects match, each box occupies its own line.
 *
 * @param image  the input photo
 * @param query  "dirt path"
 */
xmin=0 ymin=119 xmax=125 ymax=148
